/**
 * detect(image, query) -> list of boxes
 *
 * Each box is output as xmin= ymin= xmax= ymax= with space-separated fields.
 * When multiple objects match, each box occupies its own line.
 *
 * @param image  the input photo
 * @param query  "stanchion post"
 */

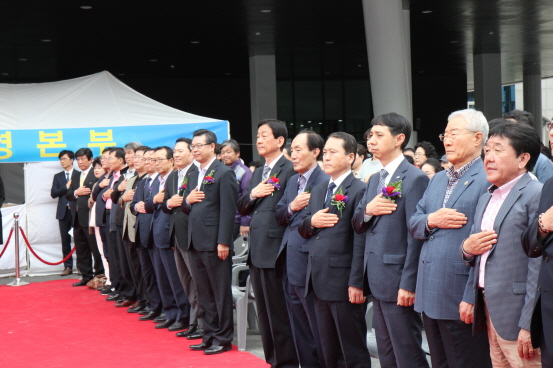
xmin=7 ymin=212 xmax=29 ymax=287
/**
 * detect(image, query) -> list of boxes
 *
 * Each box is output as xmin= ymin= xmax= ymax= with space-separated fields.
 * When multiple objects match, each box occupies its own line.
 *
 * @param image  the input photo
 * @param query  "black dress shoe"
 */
xmin=139 ymin=311 xmax=160 ymax=321
xmin=153 ymin=314 xmax=166 ymax=323
xmin=168 ymin=321 xmax=188 ymax=332
xmin=127 ymin=302 xmax=146 ymax=313
xmin=155 ymin=319 xmax=175 ymax=329
xmin=99 ymin=286 xmax=114 ymax=295
xmin=189 ymin=342 xmax=211 ymax=351
xmin=72 ymin=280 xmax=89 ymax=287
xmin=106 ymin=293 xmax=120 ymax=301
xmin=204 ymin=344 xmax=232 ymax=355
xmin=176 ymin=324 xmax=197 ymax=337
xmin=186 ymin=328 xmax=205 ymax=340
xmin=137 ymin=306 xmax=151 ymax=315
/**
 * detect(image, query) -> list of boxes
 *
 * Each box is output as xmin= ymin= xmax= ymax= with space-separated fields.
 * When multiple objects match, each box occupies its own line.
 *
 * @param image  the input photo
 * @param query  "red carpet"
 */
xmin=0 ymin=279 xmax=268 ymax=368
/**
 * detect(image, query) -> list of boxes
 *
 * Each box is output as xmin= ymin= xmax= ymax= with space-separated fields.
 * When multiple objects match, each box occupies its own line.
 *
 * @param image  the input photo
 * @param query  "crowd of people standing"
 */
xmin=49 ymin=109 xmax=553 ymax=368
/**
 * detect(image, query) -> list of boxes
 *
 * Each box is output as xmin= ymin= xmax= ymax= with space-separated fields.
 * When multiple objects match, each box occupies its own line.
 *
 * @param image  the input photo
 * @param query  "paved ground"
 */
xmin=1 ymin=273 xmax=435 ymax=367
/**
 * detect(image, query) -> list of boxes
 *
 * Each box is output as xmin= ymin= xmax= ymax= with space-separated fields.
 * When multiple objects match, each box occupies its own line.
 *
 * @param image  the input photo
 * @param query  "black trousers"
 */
xmin=313 ymin=295 xmax=371 ymax=368
xmin=114 ymin=225 xmax=136 ymax=300
xmin=423 ymin=313 xmax=491 ymax=368
xmin=189 ymin=245 xmax=233 ymax=346
xmin=106 ymin=228 xmax=123 ymax=291
xmin=73 ymin=215 xmax=103 ymax=281
xmin=250 ymin=264 xmax=299 ymax=368
xmin=58 ymin=207 xmax=73 ymax=269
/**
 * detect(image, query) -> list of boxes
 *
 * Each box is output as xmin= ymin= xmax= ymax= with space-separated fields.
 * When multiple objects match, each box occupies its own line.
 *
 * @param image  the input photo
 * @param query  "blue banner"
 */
xmin=0 ymin=121 xmax=229 ymax=162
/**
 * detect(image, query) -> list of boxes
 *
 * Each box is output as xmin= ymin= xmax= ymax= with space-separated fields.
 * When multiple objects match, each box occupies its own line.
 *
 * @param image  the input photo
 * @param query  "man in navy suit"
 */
xmin=51 ymin=149 xmax=75 ymax=276
xmin=146 ymin=146 xmax=190 ymax=332
xmin=409 ymin=109 xmax=492 ymax=368
xmin=182 ymin=129 xmax=238 ymax=355
xmin=276 ymin=130 xmax=328 ymax=368
xmin=299 ymin=132 xmax=370 ymax=367
xmin=237 ymin=119 xmax=297 ymax=367
xmin=353 ymin=113 xmax=429 ymax=368
xmin=131 ymin=148 xmax=163 ymax=322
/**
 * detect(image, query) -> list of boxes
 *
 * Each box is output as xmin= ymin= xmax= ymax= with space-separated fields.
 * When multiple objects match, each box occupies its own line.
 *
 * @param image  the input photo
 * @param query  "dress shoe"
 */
xmin=168 ymin=321 xmax=188 ymax=332
xmin=155 ymin=319 xmax=175 ymax=329
xmin=60 ymin=267 xmax=73 ymax=276
xmin=99 ymin=286 xmax=114 ymax=295
xmin=72 ymin=279 xmax=89 ymax=287
xmin=153 ymin=314 xmax=166 ymax=323
xmin=137 ymin=306 xmax=150 ymax=315
xmin=186 ymin=328 xmax=205 ymax=340
xmin=139 ymin=311 xmax=160 ymax=321
xmin=115 ymin=298 xmax=125 ymax=304
xmin=127 ymin=302 xmax=146 ymax=313
xmin=189 ymin=342 xmax=211 ymax=351
xmin=115 ymin=299 xmax=136 ymax=308
xmin=105 ymin=293 xmax=120 ymax=301
xmin=176 ymin=324 xmax=197 ymax=337
xmin=204 ymin=344 xmax=232 ymax=355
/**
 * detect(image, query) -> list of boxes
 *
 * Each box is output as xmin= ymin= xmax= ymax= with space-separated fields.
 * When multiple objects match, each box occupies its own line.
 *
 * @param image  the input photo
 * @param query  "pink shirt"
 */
xmin=478 ymin=173 xmax=524 ymax=288
xmin=105 ymin=171 xmax=120 ymax=210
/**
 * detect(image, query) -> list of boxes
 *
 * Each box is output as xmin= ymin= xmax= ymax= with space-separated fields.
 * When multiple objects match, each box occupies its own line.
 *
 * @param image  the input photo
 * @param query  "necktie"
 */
xmin=65 ymin=172 xmax=70 ymax=182
xmin=105 ymin=172 xmax=119 ymax=210
xmin=262 ymin=165 xmax=271 ymax=181
xmin=324 ymin=182 xmax=337 ymax=208
xmin=178 ymin=170 xmax=184 ymax=191
xmin=80 ymin=171 xmax=85 ymax=187
xmin=377 ymin=169 xmax=388 ymax=195
xmin=297 ymin=175 xmax=307 ymax=195
xmin=144 ymin=177 xmax=153 ymax=201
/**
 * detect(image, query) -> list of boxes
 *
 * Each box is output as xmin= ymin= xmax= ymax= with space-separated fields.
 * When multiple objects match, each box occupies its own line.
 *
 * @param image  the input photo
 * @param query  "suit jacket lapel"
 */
xmin=493 ymin=173 xmax=530 ymax=234
xmin=305 ymin=165 xmax=322 ymax=193
xmin=445 ymin=160 xmax=484 ymax=208
xmin=329 ymin=173 xmax=355 ymax=216
xmin=372 ymin=160 xmax=409 ymax=229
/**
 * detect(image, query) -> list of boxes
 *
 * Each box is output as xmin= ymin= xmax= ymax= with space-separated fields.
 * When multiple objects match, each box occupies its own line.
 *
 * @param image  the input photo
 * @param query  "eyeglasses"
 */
xmin=547 ymin=121 xmax=553 ymax=131
xmin=59 ymin=157 xmax=70 ymax=162
xmin=414 ymin=152 xmax=426 ymax=157
xmin=134 ymin=156 xmax=145 ymax=161
xmin=439 ymin=132 xmax=474 ymax=142
xmin=189 ymin=143 xmax=210 ymax=150
xmin=149 ymin=158 xmax=170 ymax=164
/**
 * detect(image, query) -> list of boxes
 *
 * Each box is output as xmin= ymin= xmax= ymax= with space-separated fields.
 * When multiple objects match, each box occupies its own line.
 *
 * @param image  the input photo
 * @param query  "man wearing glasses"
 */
xmin=51 ymin=150 xmax=75 ymax=276
xmin=409 ymin=109 xmax=492 ymax=368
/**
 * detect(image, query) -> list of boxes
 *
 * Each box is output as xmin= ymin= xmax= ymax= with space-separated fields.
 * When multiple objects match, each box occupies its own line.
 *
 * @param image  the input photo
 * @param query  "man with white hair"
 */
xmin=409 ymin=109 xmax=492 ymax=368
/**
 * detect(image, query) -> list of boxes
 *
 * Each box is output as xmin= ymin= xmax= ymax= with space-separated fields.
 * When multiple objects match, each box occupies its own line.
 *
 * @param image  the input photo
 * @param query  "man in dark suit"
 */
xmin=275 ymin=130 xmax=328 ymax=368
xmin=299 ymin=132 xmax=370 ymax=367
xmin=409 ymin=109 xmax=492 ymax=368
xmin=462 ymin=121 xmax=542 ymax=367
xmin=161 ymin=138 xmax=204 ymax=339
xmin=237 ymin=119 xmax=298 ymax=367
xmin=523 ymin=176 xmax=553 ymax=367
xmin=353 ymin=113 xmax=429 ymax=368
xmin=66 ymin=147 xmax=104 ymax=286
xmin=131 ymin=148 xmax=163 ymax=321
xmin=51 ymin=149 xmax=75 ymax=276
xmin=146 ymin=146 xmax=190 ymax=332
xmin=182 ymin=129 xmax=238 ymax=355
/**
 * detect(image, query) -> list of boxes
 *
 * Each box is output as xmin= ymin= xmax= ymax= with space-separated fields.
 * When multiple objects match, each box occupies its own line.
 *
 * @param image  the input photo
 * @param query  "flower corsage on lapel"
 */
xmin=381 ymin=180 xmax=402 ymax=202
xmin=330 ymin=187 xmax=349 ymax=216
xmin=203 ymin=170 xmax=215 ymax=186
xmin=268 ymin=172 xmax=281 ymax=196
xmin=178 ymin=176 xmax=188 ymax=196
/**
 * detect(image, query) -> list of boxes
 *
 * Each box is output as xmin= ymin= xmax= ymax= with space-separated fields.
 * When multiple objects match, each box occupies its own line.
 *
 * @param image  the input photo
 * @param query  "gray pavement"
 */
xmin=0 ymin=273 xmax=434 ymax=367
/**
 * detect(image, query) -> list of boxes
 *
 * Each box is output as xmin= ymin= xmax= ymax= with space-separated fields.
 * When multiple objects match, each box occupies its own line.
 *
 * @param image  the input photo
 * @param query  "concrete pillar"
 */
xmin=473 ymin=53 xmax=502 ymax=120
xmin=249 ymin=54 xmax=277 ymax=160
xmin=362 ymin=0 xmax=412 ymax=126
xmin=523 ymin=73 xmax=543 ymax=134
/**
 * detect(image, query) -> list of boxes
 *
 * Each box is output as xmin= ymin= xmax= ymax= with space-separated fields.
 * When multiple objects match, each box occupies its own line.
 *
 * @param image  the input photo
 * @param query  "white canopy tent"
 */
xmin=0 ymin=71 xmax=229 ymax=276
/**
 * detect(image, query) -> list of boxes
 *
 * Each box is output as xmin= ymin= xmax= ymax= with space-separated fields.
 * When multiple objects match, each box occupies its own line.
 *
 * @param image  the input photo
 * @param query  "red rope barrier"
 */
xmin=0 ymin=228 xmax=13 ymax=258
xmin=19 ymin=228 xmax=77 ymax=266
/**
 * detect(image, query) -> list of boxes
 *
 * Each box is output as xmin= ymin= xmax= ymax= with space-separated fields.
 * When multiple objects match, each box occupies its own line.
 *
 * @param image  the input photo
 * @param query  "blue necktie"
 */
xmin=65 ymin=172 xmax=70 ymax=182
xmin=377 ymin=169 xmax=388 ymax=195
xmin=144 ymin=177 xmax=153 ymax=201
xmin=324 ymin=182 xmax=336 ymax=208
